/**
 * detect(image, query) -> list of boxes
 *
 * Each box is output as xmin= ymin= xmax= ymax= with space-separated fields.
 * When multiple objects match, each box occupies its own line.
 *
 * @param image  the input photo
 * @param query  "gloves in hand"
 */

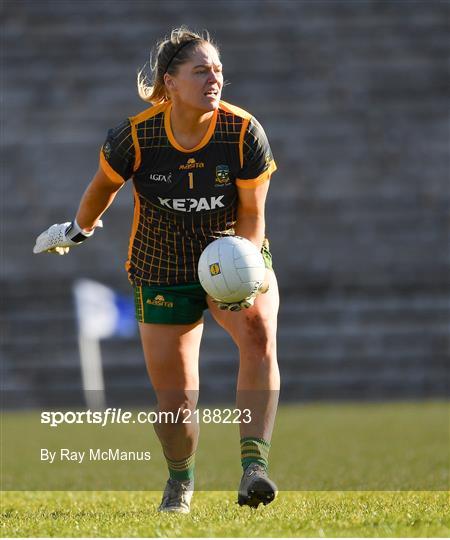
xmin=33 ymin=219 xmax=103 ymax=255
xmin=212 ymin=280 xmax=270 ymax=312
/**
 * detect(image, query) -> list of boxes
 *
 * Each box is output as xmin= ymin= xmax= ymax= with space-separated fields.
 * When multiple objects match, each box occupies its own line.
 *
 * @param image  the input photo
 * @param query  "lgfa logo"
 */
xmin=179 ymin=158 xmax=205 ymax=170
xmin=149 ymin=172 xmax=172 ymax=183
xmin=146 ymin=294 xmax=174 ymax=308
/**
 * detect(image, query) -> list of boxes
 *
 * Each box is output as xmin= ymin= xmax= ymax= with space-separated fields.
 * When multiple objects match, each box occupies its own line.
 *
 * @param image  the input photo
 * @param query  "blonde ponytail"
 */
xmin=137 ymin=26 xmax=218 ymax=105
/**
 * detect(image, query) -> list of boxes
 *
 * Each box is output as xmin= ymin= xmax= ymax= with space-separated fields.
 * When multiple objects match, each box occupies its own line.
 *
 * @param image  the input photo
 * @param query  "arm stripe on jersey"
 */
xmin=99 ymin=151 xmax=126 ymax=185
xmin=126 ymin=187 xmax=141 ymax=273
xmin=130 ymin=121 xmax=142 ymax=172
xmin=236 ymin=160 xmax=277 ymax=189
xmin=239 ymin=118 xmax=250 ymax=169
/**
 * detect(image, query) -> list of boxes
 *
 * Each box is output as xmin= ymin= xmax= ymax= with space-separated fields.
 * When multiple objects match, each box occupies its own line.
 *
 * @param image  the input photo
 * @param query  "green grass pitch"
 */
xmin=2 ymin=490 xmax=449 ymax=537
xmin=1 ymin=402 xmax=449 ymax=537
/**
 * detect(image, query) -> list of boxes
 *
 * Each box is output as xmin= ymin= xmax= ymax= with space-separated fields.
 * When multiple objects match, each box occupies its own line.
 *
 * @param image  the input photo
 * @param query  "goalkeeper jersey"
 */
xmin=99 ymin=100 xmax=277 ymax=286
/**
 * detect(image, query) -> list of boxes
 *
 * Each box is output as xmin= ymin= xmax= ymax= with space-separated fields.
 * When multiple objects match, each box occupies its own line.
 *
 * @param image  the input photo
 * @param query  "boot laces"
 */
xmin=163 ymin=478 xmax=191 ymax=506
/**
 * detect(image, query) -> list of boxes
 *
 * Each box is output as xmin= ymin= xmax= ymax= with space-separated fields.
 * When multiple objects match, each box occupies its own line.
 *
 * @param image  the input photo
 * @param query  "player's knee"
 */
xmin=238 ymin=312 xmax=277 ymax=361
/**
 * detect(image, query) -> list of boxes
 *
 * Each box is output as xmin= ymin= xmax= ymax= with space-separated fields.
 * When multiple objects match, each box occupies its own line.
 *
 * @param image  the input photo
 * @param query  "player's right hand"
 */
xmin=212 ymin=278 xmax=270 ymax=312
xmin=33 ymin=220 xmax=102 ymax=255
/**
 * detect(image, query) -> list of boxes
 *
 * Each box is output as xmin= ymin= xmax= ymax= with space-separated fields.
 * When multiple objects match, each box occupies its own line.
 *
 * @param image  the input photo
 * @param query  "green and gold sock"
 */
xmin=240 ymin=437 xmax=270 ymax=471
xmin=165 ymin=453 xmax=195 ymax=482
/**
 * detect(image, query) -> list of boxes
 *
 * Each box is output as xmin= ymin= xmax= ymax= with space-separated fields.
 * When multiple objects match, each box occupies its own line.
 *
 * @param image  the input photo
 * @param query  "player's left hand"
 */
xmin=213 ymin=278 xmax=270 ymax=312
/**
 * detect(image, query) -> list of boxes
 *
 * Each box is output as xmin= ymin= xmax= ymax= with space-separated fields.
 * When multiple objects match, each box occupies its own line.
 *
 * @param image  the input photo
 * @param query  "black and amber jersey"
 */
xmin=100 ymin=100 xmax=277 ymax=286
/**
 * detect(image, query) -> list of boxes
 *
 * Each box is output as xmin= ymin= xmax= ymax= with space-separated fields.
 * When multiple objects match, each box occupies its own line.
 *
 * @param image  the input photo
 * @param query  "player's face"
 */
xmin=168 ymin=43 xmax=223 ymax=113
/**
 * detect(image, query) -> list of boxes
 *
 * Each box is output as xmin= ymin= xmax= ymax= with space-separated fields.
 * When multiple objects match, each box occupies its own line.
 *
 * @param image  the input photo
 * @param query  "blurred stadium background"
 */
xmin=2 ymin=0 xmax=448 ymax=409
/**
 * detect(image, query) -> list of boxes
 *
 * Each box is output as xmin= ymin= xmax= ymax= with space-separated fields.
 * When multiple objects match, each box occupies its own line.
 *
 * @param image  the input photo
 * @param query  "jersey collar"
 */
xmin=164 ymin=102 xmax=218 ymax=153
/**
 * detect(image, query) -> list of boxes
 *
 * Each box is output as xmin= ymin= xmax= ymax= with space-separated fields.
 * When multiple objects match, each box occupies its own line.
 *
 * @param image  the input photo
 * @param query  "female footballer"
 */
xmin=34 ymin=27 xmax=280 ymax=514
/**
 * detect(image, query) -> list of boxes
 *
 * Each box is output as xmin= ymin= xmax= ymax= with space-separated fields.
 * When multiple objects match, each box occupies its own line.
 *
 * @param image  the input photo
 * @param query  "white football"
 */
xmin=198 ymin=236 xmax=266 ymax=302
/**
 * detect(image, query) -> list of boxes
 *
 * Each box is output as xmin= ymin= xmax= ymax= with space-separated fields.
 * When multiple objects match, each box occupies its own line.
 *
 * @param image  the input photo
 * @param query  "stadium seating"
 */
xmin=2 ymin=0 xmax=448 ymax=406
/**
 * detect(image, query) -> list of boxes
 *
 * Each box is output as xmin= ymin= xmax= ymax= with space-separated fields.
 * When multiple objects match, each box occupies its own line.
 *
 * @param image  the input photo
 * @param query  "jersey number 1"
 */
xmin=188 ymin=172 xmax=194 ymax=189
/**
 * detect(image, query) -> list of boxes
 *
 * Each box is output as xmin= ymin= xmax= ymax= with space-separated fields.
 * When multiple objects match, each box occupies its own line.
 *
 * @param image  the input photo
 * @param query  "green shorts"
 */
xmin=134 ymin=240 xmax=273 ymax=325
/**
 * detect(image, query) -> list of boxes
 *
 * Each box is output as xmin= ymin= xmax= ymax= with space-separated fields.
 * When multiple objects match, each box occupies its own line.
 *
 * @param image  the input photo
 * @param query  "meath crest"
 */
xmin=215 ymin=165 xmax=230 ymax=186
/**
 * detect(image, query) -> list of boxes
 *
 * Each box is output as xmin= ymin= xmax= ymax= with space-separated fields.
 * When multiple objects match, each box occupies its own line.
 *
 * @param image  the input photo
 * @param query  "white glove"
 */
xmin=213 ymin=281 xmax=269 ymax=312
xmin=33 ymin=219 xmax=103 ymax=255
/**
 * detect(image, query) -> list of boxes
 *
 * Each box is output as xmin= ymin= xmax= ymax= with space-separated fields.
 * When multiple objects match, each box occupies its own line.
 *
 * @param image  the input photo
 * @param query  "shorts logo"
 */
xmin=179 ymin=158 xmax=205 ymax=170
xmin=209 ymin=263 xmax=221 ymax=276
xmin=215 ymin=165 xmax=231 ymax=186
xmin=146 ymin=294 xmax=174 ymax=308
